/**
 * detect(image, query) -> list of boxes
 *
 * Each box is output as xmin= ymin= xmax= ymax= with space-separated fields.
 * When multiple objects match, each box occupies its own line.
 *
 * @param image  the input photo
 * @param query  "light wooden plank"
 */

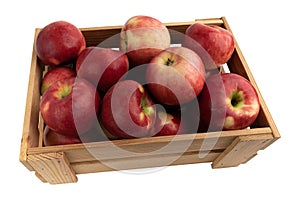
xmin=27 ymin=128 xmax=272 ymax=164
xmin=28 ymin=152 xmax=77 ymax=184
xmin=19 ymin=28 xmax=42 ymax=171
xmin=72 ymin=151 xmax=220 ymax=174
xmin=212 ymin=134 xmax=274 ymax=168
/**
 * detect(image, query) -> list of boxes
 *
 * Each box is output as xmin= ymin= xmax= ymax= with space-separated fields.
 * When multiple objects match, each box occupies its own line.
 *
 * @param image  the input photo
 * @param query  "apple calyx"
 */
xmin=229 ymin=89 xmax=244 ymax=108
xmin=166 ymin=58 xmax=174 ymax=66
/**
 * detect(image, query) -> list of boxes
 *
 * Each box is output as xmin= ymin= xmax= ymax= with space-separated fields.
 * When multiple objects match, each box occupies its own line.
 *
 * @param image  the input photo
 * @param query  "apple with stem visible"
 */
xmin=35 ymin=21 xmax=86 ymax=66
xmin=198 ymin=73 xmax=260 ymax=131
xmin=146 ymin=47 xmax=206 ymax=106
xmin=40 ymin=77 xmax=100 ymax=136
xmin=101 ymin=80 xmax=156 ymax=139
xmin=120 ymin=15 xmax=170 ymax=67
xmin=182 ymin=23 xmax=234 ymax=69
xmin=76 ymin=47 xmax=129 ymax=93
xmin=41 ymin=66 xmax=76 ymax=95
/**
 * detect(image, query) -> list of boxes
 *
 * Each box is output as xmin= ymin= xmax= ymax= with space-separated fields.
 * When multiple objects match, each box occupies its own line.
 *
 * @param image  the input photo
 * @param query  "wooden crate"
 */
xmin=19 ymin=17 xmax=280 ymax=184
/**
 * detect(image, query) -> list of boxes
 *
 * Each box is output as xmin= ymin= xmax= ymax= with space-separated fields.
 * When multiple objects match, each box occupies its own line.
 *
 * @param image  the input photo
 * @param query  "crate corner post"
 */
xmin=27 ymin=152 xmax=78 ymax=184
xmin=211 ymin=134 xmax=275 ymax=169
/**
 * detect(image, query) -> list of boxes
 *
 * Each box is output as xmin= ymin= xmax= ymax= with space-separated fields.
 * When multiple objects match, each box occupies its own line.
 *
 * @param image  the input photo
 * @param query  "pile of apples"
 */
xmin=36 ymin=16 xmax=260 ymax=146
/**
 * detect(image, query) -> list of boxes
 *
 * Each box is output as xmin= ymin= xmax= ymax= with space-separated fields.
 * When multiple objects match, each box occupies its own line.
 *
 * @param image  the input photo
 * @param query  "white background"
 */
xmin=1 ymin=0 xmax=299 ymax=199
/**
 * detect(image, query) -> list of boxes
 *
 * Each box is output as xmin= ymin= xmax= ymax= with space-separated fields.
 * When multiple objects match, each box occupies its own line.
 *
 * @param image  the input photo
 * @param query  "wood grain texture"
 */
xmin=19 ymin=28 xmax=42 ymax=171
xmin=72 ymin=151 xmax=221 ymax=174
xmin=27 ymin=128 xmax=272 ymax=164
xmin=212 ymin=134 xmax=274 ymax=168
xmin=28 ymin=152 xmax=77 ymax=184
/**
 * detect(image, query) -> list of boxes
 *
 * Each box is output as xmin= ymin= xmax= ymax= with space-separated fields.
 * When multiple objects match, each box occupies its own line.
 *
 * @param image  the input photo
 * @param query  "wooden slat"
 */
xmin=19 ymin=28 xmax=42 ymax=171
xmin=194 ymin=17 xmax=224 ymax=26
xmin=72 ymin=151 xmax=220 ymax=174
xmin=222 ymin=16 xmax=280 ymax=139
xmin=27 ymin=128 xmax=272 ymax=164
xmin=28 ymin=152 xmax=77 ymax=184
xmin=212 ymin=134 xmax=274 ymax=168
xmin=35 ymin=171 xmax=47 ymax=183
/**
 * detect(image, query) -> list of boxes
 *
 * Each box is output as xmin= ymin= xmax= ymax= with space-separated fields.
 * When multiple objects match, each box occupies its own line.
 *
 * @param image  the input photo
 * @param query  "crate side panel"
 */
xmin=212 ymin=134 xmax=274 ymax=168
xmin=20 ymin=28 xmax=43 ymax=170
xmin=65 ymin=136 xmax=233 ymax=163
xmin=72 ymin=151 xmax=220 ymax=174
xmin=81 ymin=27 xmax=121 ymax=47
xmin=28 ymin=128 xmax=272 ymax=164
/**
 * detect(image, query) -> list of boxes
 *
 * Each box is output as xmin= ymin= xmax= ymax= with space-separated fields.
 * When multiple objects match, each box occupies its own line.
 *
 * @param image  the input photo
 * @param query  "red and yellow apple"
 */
xmin=41 ymin=66 xmax=76 ymax=95
xmin=198 ymin=73 xmax=260 ymax=131
xmin=40 ymin=77 xmax=100 ymax=136
xmin=183 ymin=23 xmax=234 ymax=69
xmin=120 ymin=15 xmax=170 ymax=67
xmin=76 ymin=47 xmax=129 ymax=93
xmin=146 ymin=47 xmax=206 ymax=106
xmin=35 ymin=21 xmax=86 ymax=66
xmin=153 ymin=111 xmax=184 ymax=136
xmin=101 ymin=80 xmax=156 ymax=139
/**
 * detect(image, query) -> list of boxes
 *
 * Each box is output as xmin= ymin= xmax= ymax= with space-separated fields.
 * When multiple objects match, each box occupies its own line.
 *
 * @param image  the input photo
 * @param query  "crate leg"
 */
xmin=35 ymin=171 xmax=47 ymax=183
xmin=212 ymin=134 xmax=274 ymax=168
xmin=28 ymin=152 xmax=77 ymax=184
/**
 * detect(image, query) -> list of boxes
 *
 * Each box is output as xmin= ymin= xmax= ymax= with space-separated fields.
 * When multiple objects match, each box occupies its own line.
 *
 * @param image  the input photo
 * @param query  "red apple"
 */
xmin=44 ymin=125 xmax=105 ymax=146
xmin=180 ymin=99 xmax=201 ymax=133
xmin=153 ymin=111 xmax=184 ymax=136
xmin=101 ymin=80 xmax=156 ymax=139
xmin=41 ymin=66 xmax=76 ymax=95
xmin=120 ymin=15 xmax=170 ymax=67
xmin=98 ymin=119 xmax=120 ymax=140
xmin=79 ymin=125 xmax=107 ymax=143
xmin=182 ymin=23 xmax=234 ymax=69
xmin=146 ymin=47 xmax=206 ymax=106
xmin=40 ymin=77 xmax=100 ymax=136
xmin=198 ymin=73 xmax=260 ymax=131
xmin=76 ymin=47 xmax=129 ymax=93
xmin=35 ymin=21 xmax=86 ymax=66
xmin=43 ymin=126 xmax=81 ymax=146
